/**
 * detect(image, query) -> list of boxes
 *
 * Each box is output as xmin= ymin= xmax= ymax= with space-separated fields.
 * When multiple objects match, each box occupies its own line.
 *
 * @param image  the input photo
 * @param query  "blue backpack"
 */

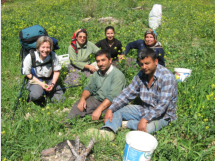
xmin=19 ymin=25 xmax=48 ymax=50
xmin=19 ymin=25 xmax=60 ymax=74
xmin=19 ymin=25 xmax=48 ymax=58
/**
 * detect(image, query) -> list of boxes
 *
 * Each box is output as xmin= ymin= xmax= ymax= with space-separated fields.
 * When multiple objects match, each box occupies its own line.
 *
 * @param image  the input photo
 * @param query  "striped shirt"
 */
xmin=109 ymin=64 xmax=178 ymax=122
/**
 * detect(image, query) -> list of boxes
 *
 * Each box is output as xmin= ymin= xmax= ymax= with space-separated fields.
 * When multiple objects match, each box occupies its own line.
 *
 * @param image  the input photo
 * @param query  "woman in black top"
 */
xmin=95 ymin=26 xmax=122 ymax=61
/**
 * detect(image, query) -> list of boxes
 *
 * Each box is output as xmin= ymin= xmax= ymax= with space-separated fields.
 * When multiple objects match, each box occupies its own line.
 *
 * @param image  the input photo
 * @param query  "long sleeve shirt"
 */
xmin=68 ymin=41 xmax=99 ymax=69
xmin=109 ymin=64 xmax=177 ymax=122
xmin=95 ymin=38 xmax=122 ymax=59
xmin=122 ymin=40 xmax=165 ymax=67
xmin=84 ymin=66 xmax=126 ymax=102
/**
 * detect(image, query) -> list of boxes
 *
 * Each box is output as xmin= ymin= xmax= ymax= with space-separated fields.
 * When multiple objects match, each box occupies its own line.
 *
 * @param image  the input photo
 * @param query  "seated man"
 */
xmin=101 ymin=48 xmax=177 ymax=135
xmin=65 ymin=49 xmax=126 ymax=123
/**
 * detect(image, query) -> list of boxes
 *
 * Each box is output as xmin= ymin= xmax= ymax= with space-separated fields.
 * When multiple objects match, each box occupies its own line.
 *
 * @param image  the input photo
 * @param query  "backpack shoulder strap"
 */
xmin=50 ymin=51 xmax=54 ymax=71
xmin=30 ymin=50 xmax=36 ymax=68
xmin=30 ymin=50 xmax=53 ymax=71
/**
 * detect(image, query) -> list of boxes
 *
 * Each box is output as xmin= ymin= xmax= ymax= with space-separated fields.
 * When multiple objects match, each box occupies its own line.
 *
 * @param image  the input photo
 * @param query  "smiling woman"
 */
xmin=22 ymin=36 xmax=65 ymax=106
xmin=64 ymin=29 xmax=100 ymax=85
xmin=122 ymin=29 xmax=165 ymax=67
xmin=95 ymin=26 xmax=122 ymax=61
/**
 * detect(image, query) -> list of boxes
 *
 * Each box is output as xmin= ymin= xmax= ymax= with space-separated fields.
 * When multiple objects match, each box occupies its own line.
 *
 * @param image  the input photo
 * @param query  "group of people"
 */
xmin=22 ymin=26 xmax=177 ymax=138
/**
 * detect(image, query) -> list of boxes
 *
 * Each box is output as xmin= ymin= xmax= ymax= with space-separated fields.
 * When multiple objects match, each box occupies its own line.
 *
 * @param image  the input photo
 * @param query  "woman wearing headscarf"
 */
xmin=64 ymin=29 xmax=100 ymax=85
xmin=119 ymin=29 xmax=165 ymax=67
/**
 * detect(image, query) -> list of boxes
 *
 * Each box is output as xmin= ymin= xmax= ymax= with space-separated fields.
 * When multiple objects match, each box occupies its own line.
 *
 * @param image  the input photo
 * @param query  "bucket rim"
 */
xmin=125 ymin=131 xmax=158 ymax=151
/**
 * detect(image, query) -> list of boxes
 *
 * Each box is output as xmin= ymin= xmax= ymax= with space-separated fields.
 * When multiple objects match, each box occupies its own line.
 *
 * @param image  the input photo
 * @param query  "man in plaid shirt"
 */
xmin=101 ymin=48 xmax=178 ymax=134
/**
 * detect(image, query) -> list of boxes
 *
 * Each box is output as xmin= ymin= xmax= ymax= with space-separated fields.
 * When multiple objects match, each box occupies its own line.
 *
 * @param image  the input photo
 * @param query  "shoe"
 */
xmin=84 ymin=128 xmax=115 ymax=141
xmin=122 ymin=121 xmax=128 ymax=129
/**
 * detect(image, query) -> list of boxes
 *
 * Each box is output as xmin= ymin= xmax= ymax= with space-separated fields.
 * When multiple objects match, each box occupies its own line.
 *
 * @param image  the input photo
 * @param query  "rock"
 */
xmin=41 ymin=140 xmax=94 ymax=161
xmin=62 ymin=108 xmax=70 ymax=113
xmin=41 ymin=148 xmax=56 ymax=157
xmin=132 ymin=6 xmax=143 ymax=10
xmin=24 ymin=112 xmax=32 ymax=120
xmin=98 ymin=17 xmax=119 ymax=24
xmin=53 ymin=108 xmax=70 ymax=116
xmin=82 ymin=17 xmax=93 ymax=22
xmin=58 ymin=132 xmax=62 ymax=137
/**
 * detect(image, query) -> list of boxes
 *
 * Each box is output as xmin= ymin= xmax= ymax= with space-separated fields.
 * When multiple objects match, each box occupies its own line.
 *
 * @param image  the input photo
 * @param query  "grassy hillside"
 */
xmin=1 ymin=0 xmax=215 ymax=160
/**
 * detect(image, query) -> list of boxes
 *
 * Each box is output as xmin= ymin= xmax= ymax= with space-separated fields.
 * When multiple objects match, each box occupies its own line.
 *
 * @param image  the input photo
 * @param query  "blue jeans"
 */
xmin=102 ymin=105 xmax=169 ymax=134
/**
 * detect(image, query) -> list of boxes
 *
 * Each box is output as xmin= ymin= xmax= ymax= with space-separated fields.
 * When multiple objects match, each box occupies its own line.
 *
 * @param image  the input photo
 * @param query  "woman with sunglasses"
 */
xmin=65 ymin=29 xmax=99 ymax=85
xmin=119 ymin=29 xmax=165 ymax=67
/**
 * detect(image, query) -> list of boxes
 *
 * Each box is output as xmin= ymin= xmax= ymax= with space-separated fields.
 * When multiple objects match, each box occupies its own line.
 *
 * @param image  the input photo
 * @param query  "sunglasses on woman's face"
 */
xmin=78 ymin=36 xmax=86 ymax=39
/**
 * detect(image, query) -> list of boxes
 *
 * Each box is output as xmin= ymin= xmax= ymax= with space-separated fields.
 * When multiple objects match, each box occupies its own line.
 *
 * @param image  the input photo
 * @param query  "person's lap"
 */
xmin=28 ymin=79 xmax=65 ymax=103
xmin=66 ymin=96 xmax=104 ymax=120
xmin=103 ymin=104 xmax=169 ymax=134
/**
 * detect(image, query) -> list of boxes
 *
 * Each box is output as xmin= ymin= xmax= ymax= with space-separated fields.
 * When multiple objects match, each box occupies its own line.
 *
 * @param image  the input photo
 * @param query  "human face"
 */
xmin=77 ymin=32 xmax=87 ymax=46
xmin=38 ymin=41 xmax=51 ymax=60
xmin=139 ymin=56 xmax=158 ymax=76
xmin=145 ymin=34 xmax=155 ymax=46
xmin=96 ymin=54 xmax=112 ymax=74
xmin=105 ymin=29 xmax=115 ymax=41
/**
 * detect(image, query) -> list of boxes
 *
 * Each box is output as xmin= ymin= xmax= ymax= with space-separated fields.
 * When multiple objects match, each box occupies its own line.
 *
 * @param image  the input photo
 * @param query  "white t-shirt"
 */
xmin=22 ymin=51 xmax=61 ymax=77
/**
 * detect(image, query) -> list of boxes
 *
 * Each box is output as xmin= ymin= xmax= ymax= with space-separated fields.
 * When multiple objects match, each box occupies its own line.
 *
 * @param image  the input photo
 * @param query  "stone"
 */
xmin=85 ymin=128 xmax=115 ymax=141
xmin=82 ymin=17 xmax=93 ymax=22
xmin=24 ymin=112 xmax=32 ymax=120
xmin=97 ymin=17 xmax=119 ymax=25
xmin=132 ymin=6 xmax=143 ymax=10
xmin=41 ymin=148 xmax=56 ymax=157
xmin=62 ymin=108 xmax=70 ymax=113
xmin=41 ymin=140 xmax=94 ymax=161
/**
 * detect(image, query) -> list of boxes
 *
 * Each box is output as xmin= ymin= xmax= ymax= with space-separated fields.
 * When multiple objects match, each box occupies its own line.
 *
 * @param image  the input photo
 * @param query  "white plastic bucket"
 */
xmin=123 ymin=131 xmax=158 ymax=161
xmin=174 ymin=68 xmax=192 ymax=82
xmin=58 ymin=54 xmax=70 ymax=67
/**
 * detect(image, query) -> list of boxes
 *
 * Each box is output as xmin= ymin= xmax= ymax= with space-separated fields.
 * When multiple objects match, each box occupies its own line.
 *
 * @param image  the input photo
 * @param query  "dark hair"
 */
xmin=76 ymin=29 xmax=88 ymax=37
xmin=95 ymin=49 xmax=111 ymax=60
xmin=105 ymin=26 xmax=115 ymax=34
xmin=138 ymin=48 xmax=157 ymax=61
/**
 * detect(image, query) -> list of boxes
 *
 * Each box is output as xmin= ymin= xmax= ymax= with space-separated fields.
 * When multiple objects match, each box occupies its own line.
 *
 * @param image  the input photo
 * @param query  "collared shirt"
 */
xmin=22 ymin=51 xmax=61 ymax=77
xmin=98 ymin=65 xmax=113 ymax=76
xmin=109 ymin=64 xmax=178 ymax=122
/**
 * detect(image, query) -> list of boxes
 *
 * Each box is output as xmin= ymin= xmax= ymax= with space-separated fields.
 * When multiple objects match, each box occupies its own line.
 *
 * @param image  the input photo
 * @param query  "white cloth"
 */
xmin=22 ymin=51 xmax=61 ymax=77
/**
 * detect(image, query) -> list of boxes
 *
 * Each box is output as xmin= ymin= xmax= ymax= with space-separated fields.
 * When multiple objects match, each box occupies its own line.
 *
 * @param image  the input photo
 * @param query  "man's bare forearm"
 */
xmin=80 ymin=90 xmax=91 ymax=100
xmin=96 ymin=99 xmax=111 ymax=112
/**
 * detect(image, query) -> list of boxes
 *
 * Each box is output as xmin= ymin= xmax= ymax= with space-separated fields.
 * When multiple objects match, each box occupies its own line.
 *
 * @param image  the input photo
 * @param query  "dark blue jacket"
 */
xmin=123 ymin=40 xmax=165 ymax=67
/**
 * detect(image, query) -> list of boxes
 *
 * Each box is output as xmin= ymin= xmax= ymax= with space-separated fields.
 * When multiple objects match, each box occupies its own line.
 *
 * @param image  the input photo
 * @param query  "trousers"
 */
xmin=28 ymin=78 xmax=65 ymax=103
xmin=66 ymin=96 xmax=107 ymax=120
xmin=102 ymin=105 xmax=169 ymax=134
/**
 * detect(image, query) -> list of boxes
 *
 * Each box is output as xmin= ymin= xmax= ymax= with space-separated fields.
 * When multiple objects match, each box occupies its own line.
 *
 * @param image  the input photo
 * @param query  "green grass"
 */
xmin=1 ymin=0 xmax=215 ymax=160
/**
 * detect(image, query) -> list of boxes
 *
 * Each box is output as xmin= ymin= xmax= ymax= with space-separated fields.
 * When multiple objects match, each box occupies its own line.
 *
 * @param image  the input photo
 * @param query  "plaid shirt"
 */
xmin=109 ymin=64 xmax=178 ymax=122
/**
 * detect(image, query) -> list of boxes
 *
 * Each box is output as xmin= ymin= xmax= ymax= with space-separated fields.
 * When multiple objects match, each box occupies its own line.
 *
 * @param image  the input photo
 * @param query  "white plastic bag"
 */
xmin=149 ymin=4 xmax=162 ymax=30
